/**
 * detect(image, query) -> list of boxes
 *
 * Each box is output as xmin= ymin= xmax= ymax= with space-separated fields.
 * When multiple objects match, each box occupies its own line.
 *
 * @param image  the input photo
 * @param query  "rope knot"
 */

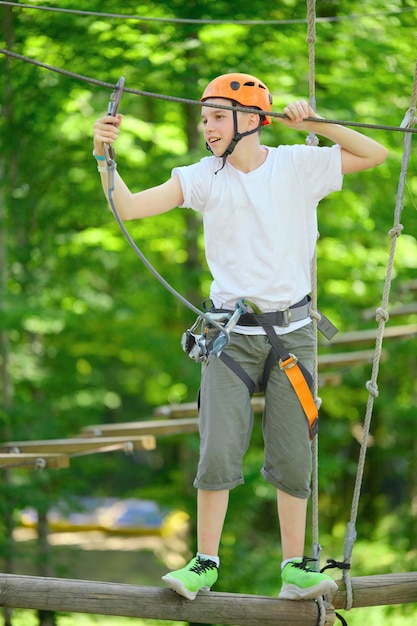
xmin=375 ymin=307 xmax=389 ymax=323
xmin=366 ymin=380 xmax=379 ymax=397
xmin=309 ymin=307 xmax=321 ymax=322
xmin=388 ymin=223 xmax=403 ymax=238
xmin=306 ymin=132 xmax=319 ymax=146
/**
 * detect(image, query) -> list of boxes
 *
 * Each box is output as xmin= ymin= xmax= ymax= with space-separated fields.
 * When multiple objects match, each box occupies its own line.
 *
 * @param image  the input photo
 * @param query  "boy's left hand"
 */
xmin=280 ymin=100 xmax=322 ymax=130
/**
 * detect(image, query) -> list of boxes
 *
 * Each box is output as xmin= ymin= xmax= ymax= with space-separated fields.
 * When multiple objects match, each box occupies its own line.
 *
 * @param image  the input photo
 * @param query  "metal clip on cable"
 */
xmin=210 ymin=299 xmax=248 ymax=357
xmin=104 ymin=76 xmax=125 ymax=166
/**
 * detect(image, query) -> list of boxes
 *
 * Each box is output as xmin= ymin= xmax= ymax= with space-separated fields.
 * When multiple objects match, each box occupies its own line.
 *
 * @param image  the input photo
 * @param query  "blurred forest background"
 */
xmin=0 ymin=1 xmax=416 ymax=625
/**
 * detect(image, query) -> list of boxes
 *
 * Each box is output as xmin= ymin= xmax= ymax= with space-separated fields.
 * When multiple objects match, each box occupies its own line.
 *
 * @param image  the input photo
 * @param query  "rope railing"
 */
xmin=341 ymin=56 xmax=417 ymax=612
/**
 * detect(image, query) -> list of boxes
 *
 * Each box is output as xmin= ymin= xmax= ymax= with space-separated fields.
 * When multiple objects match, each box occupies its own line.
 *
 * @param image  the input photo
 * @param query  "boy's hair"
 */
xmin=201 ymin=73 xmax=273 ymax=126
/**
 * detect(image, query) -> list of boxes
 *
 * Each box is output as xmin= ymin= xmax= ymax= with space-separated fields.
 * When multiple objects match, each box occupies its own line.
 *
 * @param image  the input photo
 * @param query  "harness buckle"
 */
xmin=279 ymin=353 xmax=298 ymax=370
xmin=279 ymin=308 xmax=291 ymax=327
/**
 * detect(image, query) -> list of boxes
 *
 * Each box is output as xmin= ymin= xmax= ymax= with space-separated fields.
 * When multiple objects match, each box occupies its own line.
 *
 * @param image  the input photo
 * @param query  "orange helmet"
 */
xmin=201 ymin=73 xmax=273 ymax=125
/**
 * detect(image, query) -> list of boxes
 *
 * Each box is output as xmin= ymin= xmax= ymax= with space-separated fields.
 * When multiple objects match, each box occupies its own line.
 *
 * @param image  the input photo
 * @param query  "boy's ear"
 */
xmin=249 ymin=112 xmax=261 ymax=128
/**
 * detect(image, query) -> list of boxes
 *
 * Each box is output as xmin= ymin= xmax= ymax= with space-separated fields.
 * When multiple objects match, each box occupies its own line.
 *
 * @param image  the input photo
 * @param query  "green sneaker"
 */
xmin=162 ymin=556 xmax=218 ymax=600
xmin=279 ymin=557 xmax=338 ymax=600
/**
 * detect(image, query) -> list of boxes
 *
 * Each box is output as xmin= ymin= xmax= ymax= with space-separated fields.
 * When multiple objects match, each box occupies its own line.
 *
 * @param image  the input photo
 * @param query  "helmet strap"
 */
xmin=214 ymin=102 xmax=262 ymax=174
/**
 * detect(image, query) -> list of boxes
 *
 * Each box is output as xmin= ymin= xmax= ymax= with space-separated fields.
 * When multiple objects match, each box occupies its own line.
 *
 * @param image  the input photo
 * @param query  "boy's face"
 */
xmin=201 ymin=98 xmax=260 ymax=156
xmin=201 ymin=98 xmax=235 ymax=156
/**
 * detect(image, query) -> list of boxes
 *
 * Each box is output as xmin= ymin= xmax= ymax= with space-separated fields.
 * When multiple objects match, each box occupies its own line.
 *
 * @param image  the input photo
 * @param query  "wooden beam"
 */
xmin=0 ymin=436 xmax=156 ymax=455
xmin=325 ymin=324 xmax=417 ymax=346
xmin=362 ymin=303 xmax=417 ymax=319
xmin=80 ymin=417 xmax=199 ymax=438
xmin=0 ymin=574 xmax=335 ymax=626
xmin=398 ymin=279 xmax=417 ymax=293
xmin=155 ymin=397 xmax=266 ymax=418
xmin=0 ymin=572 xmax=416 ymax=622
xmin=0 ymin=453 xmax=70 ymax=470
xmin=318 ymin=349 xmax=387 ymax=368
xmin=332 ymin=572 xmax=417 ymax=609
xmin=398 ymin=278 xmax=417 ymax=293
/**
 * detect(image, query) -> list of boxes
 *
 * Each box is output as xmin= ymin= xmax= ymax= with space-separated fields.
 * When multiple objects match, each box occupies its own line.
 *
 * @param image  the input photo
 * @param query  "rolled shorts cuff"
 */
xmin=261 ymin=468 xmax=311 ymax=499
xmin=193 ymin=476 xmax=245 ymax=491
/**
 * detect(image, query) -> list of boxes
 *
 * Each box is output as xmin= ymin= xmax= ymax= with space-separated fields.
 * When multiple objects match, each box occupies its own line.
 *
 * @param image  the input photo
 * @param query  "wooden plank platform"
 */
xmin=80 ymin=417 xmax=199 ymax=438
xmin=0 ymin=453 xmax=70 ymax=470
xmin=333 ymin=571 xmax=417 ymax=608
xmin=0 ymin=436 xmax=156 ymax=455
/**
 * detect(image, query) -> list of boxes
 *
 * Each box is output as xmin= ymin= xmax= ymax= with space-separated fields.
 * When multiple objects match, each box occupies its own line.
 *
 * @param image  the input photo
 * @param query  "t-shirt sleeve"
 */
xmin=292 ymin=143 xmax=343 ymax=201
xmin=172 ymin=157 xmax=215 ymax=211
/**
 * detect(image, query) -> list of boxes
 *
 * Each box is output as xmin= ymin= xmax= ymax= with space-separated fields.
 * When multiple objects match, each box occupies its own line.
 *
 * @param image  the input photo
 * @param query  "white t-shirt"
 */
xmin=173 ymin=143 xmax=343 ymax=334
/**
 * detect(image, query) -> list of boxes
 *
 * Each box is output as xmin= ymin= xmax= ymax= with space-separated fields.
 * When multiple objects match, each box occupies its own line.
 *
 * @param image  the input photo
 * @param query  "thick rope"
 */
xmin=305 ymin=0 xmax=322 ymax=574
xmin=306 ymin=0 xmax=319 ymax=148
xmin=315 ymin=596 xmax=326 ymax=626
xmin=342 ymin=56 xmax=417 ymax=611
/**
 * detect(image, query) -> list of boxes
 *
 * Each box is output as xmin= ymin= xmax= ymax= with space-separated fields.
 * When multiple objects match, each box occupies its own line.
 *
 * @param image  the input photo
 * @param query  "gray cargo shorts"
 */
xmin=194 ymin=323 xmax=315 ymax=498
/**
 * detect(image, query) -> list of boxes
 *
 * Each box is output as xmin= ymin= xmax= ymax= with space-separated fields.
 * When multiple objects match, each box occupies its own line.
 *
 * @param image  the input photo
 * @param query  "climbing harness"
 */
xmin=190 ymin=296 xmax=337 ymax=441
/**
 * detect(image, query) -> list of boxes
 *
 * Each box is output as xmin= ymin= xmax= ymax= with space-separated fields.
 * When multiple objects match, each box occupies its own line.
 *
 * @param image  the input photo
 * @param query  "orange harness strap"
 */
xmin=261 ymin=324 xmax=319 ymax=440
xmin=279 ymin=355 xmax=318 ymax=440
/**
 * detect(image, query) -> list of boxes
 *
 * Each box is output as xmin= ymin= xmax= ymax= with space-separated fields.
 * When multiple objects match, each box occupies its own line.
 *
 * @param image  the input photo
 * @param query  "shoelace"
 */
xmin=292 ymin=556 xmax=318 ymax=572
xmin=190 ymin=557 xmax=217 ymax=574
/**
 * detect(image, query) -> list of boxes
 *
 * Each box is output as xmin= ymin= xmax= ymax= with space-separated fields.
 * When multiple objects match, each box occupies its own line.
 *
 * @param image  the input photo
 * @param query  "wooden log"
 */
xmin=325 ymin=323 xmax=417 ymax=345
xmin=0 ymin=574 xmax=335 ymax=625
xmin=0 ymin=435 xmax=156 ymax=454
xmin=155 ymin=397 xmax=266 ymax=418
xmin=80 ymin=417 xmax=199 ymax=438
xmin=332 ymin=572 xmax=417 ymax=609
xmin=0 ymin=453 xmax=70 ymax=470
xmin=318 ymin=349 xmax=387 ymax=367
xmin=362 ymin=304 xmax=417 ymax=319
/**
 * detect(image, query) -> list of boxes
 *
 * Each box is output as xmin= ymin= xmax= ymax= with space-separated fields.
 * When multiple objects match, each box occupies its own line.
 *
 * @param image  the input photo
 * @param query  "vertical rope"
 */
xmin=305 ymin=0 xmax=321 ymax=571
xmin=306 ymin=0 xmax=319 ymax=148
xmin=342 ymin=57 xmax=417 ymax=610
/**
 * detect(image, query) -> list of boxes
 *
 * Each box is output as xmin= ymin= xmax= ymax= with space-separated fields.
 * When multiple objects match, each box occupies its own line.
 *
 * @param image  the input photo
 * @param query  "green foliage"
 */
xmin=0 ymin=1 xmax=416 ymax=623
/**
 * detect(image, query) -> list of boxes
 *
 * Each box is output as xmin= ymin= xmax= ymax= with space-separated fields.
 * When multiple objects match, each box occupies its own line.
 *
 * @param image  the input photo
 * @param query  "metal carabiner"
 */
xmin=210 ymin=298 xmax=248 ymax=357
xmin=104 ymin=76 xmax=125 ymax=166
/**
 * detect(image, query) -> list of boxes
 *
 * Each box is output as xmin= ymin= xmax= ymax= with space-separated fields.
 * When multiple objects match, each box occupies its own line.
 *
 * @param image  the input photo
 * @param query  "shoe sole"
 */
xmin=278 ymin=579 xmax=338 ymax=601
xmin=161 ymin=574 xmax=211 ymax=601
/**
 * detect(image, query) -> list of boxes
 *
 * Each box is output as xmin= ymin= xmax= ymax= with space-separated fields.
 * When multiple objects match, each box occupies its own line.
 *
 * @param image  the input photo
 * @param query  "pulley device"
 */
xmin=181 ymin=299 xmax=248 ymax=362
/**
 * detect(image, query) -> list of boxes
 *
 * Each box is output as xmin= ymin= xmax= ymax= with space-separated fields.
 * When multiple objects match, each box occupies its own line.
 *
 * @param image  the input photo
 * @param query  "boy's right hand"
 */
xmin=93 ymin=114 xmax=123 ymax=156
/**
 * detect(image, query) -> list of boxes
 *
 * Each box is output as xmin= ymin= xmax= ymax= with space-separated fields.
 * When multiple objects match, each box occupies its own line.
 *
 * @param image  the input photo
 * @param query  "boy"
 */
xmin=93 ymin=73 xmax=387 ymax=601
